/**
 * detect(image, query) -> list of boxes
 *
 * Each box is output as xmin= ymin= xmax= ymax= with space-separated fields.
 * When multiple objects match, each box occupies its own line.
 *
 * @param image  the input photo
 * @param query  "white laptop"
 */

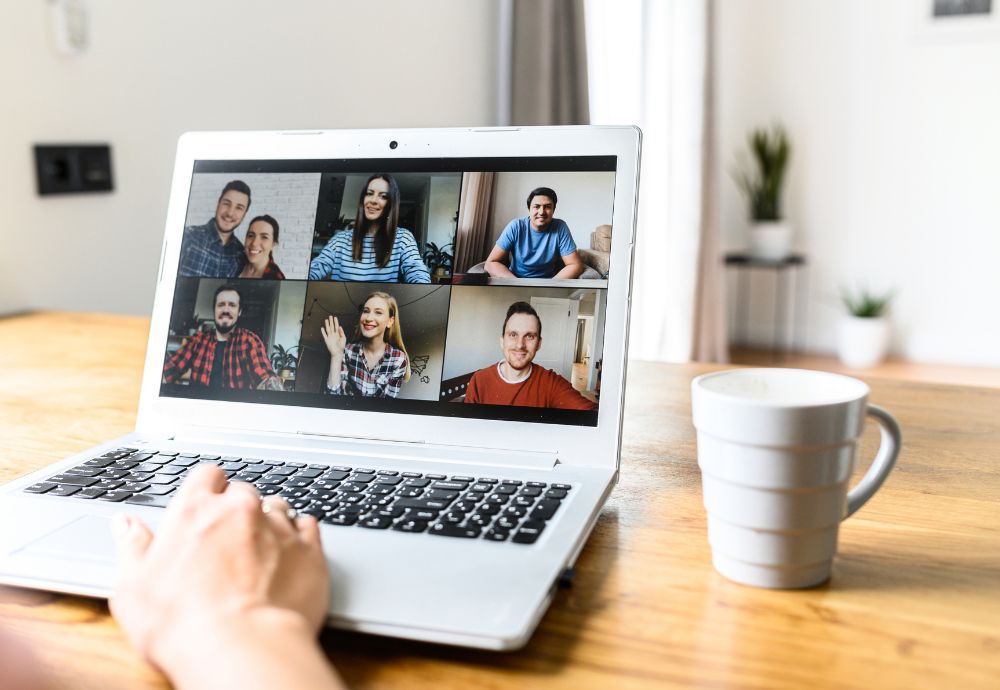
xmin=0 ymin=126 xmax=640 ymax=650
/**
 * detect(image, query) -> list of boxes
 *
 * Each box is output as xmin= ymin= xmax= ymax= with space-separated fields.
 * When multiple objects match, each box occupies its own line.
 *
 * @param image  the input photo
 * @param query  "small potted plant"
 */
xmin=734 ymin=125 xmax=792 ymax=260
xmin=838 ymin=289 xmax=892 ymax=368
xmin=269 ymin=344 xmax=299 ymax=384
xmin=422 ymin=242 xmax=454 ymax=281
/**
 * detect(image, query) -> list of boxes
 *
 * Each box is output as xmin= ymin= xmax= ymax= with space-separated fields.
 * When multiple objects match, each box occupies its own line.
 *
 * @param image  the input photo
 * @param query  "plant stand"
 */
xmin=724 ymin=252 xmax=809 ymax=361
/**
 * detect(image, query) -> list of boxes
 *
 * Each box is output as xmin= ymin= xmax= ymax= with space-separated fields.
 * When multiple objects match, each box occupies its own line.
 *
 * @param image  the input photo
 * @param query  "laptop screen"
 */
xmin=160 ymin=156 xmax=616 ymax=427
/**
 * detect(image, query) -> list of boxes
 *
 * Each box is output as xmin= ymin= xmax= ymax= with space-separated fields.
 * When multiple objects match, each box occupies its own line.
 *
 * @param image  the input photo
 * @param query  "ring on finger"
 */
xmin=261 ymin=500 xmax=298 ymax=521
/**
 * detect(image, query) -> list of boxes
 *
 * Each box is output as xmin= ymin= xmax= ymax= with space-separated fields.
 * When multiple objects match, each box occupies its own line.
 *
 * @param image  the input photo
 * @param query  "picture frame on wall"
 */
xmin=915 ymin=0 xmax=1000 ymax=41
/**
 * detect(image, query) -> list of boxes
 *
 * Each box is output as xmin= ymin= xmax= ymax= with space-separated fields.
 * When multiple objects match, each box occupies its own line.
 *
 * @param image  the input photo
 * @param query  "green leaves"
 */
xmin=842 ymin=289 xmax=892 ymax=318
xmin=734 ymin=125 xmax=791 ymax=221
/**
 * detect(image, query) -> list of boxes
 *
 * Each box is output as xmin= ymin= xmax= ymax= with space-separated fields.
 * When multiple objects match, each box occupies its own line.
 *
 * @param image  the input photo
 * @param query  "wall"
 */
xmin=716 ymin=0 xmax=1000 ymax=366
xmin=426 ymin=175 xmax=461 ymax=250
xmin=489 ymin=171 xmax=616 ymax=248
xmin=0 ymin=1 xmax=497 ymax=316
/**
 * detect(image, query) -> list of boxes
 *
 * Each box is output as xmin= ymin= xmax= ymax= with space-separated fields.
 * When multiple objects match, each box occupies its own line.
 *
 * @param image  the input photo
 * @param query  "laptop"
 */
xmin=0 ymin=126 xmax=640 ymax=650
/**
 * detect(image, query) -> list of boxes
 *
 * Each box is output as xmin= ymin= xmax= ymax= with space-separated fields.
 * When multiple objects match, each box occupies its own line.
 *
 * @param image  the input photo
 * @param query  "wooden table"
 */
xmin=1 ymin=312 xmax=998 ymax=690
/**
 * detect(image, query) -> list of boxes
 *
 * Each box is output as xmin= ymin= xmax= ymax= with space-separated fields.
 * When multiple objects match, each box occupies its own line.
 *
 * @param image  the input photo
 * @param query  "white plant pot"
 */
xmin=749 ymin=221 xmax=793 ymax=260
xmin=838 ymin=316 xmax=890 ymax=368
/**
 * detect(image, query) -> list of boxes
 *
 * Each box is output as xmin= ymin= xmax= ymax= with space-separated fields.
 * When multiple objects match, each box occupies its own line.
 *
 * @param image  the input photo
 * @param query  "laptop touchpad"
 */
xmin=15 ymin=515 xmax=117 ymax=565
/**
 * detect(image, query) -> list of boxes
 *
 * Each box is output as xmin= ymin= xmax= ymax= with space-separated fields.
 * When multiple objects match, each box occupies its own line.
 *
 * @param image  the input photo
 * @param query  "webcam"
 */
xmin=389 ymin=140 xmax=398 ymax=150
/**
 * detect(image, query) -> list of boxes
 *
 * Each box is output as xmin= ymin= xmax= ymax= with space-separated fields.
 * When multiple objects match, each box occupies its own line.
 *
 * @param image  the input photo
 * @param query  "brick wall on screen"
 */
xmin=185 ymin=173 xmax=321 ymax=279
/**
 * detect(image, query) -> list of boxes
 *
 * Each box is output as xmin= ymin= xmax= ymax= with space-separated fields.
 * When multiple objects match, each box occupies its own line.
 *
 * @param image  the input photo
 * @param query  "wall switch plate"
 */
xmin=34 ymin=144 xmax=114 ymax=195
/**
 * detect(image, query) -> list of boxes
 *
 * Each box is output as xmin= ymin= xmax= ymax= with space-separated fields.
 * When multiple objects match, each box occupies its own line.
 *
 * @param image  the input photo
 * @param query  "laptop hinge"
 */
xmin=168 ymin=428 xmax=559 ymax=471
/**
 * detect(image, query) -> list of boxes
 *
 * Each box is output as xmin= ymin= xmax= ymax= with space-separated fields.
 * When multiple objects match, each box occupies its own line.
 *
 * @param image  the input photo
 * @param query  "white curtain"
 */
xmin=585 ymin=0 xmax=726 ymax=362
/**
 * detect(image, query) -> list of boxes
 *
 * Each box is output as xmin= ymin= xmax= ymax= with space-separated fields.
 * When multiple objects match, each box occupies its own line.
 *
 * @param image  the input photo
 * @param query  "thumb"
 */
xmin=111 ymin=513 xmax=153 ymax=566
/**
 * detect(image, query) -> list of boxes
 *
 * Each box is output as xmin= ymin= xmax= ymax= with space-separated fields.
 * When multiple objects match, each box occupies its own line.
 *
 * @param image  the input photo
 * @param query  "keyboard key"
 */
xmin=495 ymin=515 xmax=520 ymax=530
xmin=75 ymin=487 xmax=107 ymax=500
xmin=258 ymin=486 xmax=281 ymax=496
xmin=450 ymin=475 xmax=475 ymax=482
xmin=286 ymin=462 xmax=306 ymax=468
xmin=504 ymin=505 xmax=528 ymax=518
xmin=530 ymin=499 xmax=561 ymax=521
xmin=308 ymin=489 xmax=336 ymax=501
xmin=429 ymin=523 xmax=480 ymax=539
xmin=125 ymin=493 xmax=173 ymax=508
xmin=441 ymin=511 xmax=465 ymax=524
xmin=100 ymin=469 xmax=132 ymax=480
xmin=94 ymin=479 xmax=124 ymax=491
xmin=545 ymin=489 xmax=568 ymax=500
xmin=394 ymin=498 xmax=452 ymax=511
xmin=279 ymin=488 xmax=308 ymax=499
xmin=526 ymin=481 xmax=547 ymax=488
xmin=359 ymin=515 xmax=393 ymax=530
xmin=267 ymin=467 xmax=296 ymax=477
xmin=401 ymin=471 xmax=422 ymax=478
xmin=403 ymin=478 xmax=430 ymax=488
xmin=148 ymin=474 xmax=178 ymax=486
xmin=307 ymin=464 xmax=328 ymax=471
xmin=467 ymin=512 xmax=491 ymax=527
xmin=355 ymin=467 xmax=375 ymax=474
xmin=142 ymin=485 xmax=177 ymax=496
xmin=551 ymin=483 xmax=572 ymax=490
xmin=48 ymin=474 xmax=99 ymax=487
xmin=322 ymin=470 xmax=350 ymax=482
xmin=396 ymin=487 xmax=424 ymax=498
xmin=99 ymin=490 xmax=134 ymax=502
xmin=156 ymin=465 xmax=187 ymax=476
xmin=477 ymin=477 xmax=498 ymax=484
xmin=469 ymin=483 xmax=493 ymax=493
xmin=512 ymin=520 xmax=546 ymax=544
xmin=296 ymin=469 xmax=324 ymax=479
xmin=329 ymin=465 xmax=352 ymax=472
xmin=24 ymin=482 xmax=57 ymax=494
xmin=452 ymin=500 xmax=479 ymax=513
xmin=257 ymin=476 xmax=286 ymax=486
xmin=66 ymin=467 xmax=103 ymax=477
xmin=393 ymin=519 xmax=428 ymax=533
xmin=313 ymin=479 xmax=342 ymax=490
xmin=199 ymin=455 xmax=221 ymax=461
xmin=406 ymin=509 xmax=440 ymax=521
xmin=374 ymin=475 xmax=402 ymax=486
xmin=233 ymin=472 xmax=262 ymax=483
xmin=178 ymin=452 xmax=199 ymax=458
xmin=425 ymin=489 xmax=459 ymax=502
xmin=495 ymin=485 xmax=518 ymax=495
xmin=324 ymin=512 xmax=358 ymax=526
xmin=366 ymin=485 xmax=394 ymax=496
xmin=518 ymin=487 xmax=543 ymax=498
xmin=285 ymin=478 xmax=315 ymax=489
xmin=347 ymin=473 xmax=376 ymax=484
xmin=485 ymin=493 xmax=511 ymax=505
xmin=374 ymin=506 xmax=405 ymax=518
xmin=485 ymin=529 xmax=510 ymax=541
xmin=172 ymin=457 xmax=199 ymax=467
xmin=220 ymin=462 xmax=247 ymax=472
xmin=156 ymin=451 xmax=179 ymax=457
xmin=122 ymin=482 xmax=151 ymax=494
xmin=376 ymin=470 xmax=399 ymax=476
xmin=83 ymin=458 xmax=116 ymax=468
xmin=512 ymin=495 xmax=536 ymax=507
xmin=432 ymin=481 xmax=468 ymax=491
xmin=425 ymin=473 xmax=446 ymax=480
xmin=501 ymin=479 xmax=523 ymax=487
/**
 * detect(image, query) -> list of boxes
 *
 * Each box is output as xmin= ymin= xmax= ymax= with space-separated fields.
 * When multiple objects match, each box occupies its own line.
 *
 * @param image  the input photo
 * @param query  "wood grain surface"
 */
xmin=1 ymin=311 xmax=998 ymax=690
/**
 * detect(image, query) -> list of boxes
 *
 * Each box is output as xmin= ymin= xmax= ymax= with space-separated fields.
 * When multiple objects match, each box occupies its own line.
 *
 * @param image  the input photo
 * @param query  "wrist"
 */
xmin=151 ymin=606 xmax=315 ymax=680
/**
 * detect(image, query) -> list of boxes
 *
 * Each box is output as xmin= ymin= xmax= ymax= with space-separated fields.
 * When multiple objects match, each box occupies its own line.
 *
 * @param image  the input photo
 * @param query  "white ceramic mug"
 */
xmin=691 ymin=368 xmax=901 ymax=589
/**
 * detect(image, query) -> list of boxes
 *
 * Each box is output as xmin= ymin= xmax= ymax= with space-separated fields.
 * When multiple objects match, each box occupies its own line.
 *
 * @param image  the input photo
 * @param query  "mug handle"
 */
xmin=845 ymin=404 xmax=902 ymax=518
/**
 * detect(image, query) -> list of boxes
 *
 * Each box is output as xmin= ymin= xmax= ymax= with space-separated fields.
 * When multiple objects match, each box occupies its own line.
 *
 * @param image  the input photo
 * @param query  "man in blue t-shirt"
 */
xmin=484 ymin=187 xmax=585 ymax=279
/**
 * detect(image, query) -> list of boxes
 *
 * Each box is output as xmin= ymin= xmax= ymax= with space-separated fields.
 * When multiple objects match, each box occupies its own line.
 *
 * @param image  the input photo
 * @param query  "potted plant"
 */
xmin=423 ymin=242 xmax=454 ymax=281
xmin=269 ymin=344 xmax=299 ymax=382
xmin=838 ymin=290 xmax=892 ymax=368
xmin=735 ymin=125 xmax=792 ymax=260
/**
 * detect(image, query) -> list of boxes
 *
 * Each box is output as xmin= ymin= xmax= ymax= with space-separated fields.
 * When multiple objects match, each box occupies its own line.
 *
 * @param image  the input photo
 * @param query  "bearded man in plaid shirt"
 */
xmin=163 ymin=284 xmax=284 ymax=390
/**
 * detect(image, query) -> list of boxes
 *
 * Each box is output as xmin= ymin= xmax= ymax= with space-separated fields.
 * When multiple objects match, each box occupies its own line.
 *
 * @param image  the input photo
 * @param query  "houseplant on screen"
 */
xmin=838 ymin=289 xmax=892 ymax=368
xmin=735 ymin=125 xmax=792 ymax=260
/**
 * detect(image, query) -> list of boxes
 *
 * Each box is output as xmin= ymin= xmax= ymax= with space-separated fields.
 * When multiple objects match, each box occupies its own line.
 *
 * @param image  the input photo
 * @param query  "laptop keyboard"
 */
xmin=23 ymin=448 xmax=573 ymax=544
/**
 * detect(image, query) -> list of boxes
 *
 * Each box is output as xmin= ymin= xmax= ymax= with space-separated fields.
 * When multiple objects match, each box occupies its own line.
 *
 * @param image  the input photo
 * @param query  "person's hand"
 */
xmin=321 ymin=316 xmax=346 ymax=357
xmin=110 ymin=465 xmax=330 ymax=672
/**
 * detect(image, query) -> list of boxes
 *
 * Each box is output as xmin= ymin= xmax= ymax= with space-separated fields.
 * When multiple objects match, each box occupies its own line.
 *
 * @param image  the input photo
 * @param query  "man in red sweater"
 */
xmin=464 ymin=301 xmax=596 ymax=410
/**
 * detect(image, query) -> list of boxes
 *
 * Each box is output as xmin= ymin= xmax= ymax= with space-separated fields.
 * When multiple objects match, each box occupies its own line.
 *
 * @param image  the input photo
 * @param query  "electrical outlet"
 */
xmin=34 ymin=144 xmax=114 ymax=195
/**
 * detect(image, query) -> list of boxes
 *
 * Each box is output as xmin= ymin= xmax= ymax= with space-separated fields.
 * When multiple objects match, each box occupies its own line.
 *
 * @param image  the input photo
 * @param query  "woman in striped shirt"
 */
xmin=321 ymin=291 xmax=411 ymax=398
xmin=309 ymin=174 xmax=430 ymax=283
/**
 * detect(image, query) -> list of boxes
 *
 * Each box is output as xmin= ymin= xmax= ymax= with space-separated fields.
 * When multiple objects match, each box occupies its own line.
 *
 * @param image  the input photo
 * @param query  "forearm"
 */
xmin=325 ymin=355 xmax=344 ymax=391
xmin=554 ymin=262 xmax=584 ymax=279
xmin=484 ymin=261 xmax=515 ymax=278
xmin=157 ymin=609 xmax=345 ymax=690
